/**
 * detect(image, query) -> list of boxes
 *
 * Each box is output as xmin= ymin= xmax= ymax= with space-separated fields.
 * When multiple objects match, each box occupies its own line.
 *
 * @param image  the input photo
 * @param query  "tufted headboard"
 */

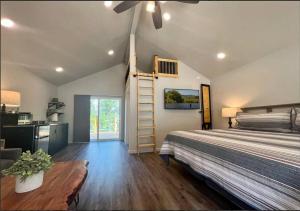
xmin=241 ymin=103 xmax=300 ymax=113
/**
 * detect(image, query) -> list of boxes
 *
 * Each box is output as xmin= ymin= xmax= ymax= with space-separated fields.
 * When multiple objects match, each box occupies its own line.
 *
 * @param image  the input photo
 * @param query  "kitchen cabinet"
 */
xmin=3 ymin=123 xmax=68 ymax=156
xmin=48 ymin=123 xmax=68 ymax=155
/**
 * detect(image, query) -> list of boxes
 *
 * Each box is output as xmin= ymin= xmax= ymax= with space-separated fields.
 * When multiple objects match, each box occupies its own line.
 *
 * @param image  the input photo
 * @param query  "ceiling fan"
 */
xmin=113 ymin=1 xmax=200 ymax=30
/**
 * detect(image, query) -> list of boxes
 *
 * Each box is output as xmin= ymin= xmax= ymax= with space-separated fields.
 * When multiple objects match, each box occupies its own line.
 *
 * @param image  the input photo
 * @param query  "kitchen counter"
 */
xmin=3 ymin=123 xmax=68 ymax=155
xmin=4 ymin=122 xmax=66 ymax=127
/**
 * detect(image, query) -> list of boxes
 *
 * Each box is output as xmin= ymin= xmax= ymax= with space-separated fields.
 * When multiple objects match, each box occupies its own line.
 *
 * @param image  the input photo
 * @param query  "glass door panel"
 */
xmin=98 ymin=98 xmax=120 ymax=140
xmin=90 ymin=97 xmax=121 ymax=141
xmin=90 ymin=97 xmax=99 ymax=141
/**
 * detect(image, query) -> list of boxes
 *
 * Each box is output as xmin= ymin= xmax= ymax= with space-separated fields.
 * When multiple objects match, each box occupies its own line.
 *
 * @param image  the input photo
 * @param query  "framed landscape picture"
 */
xmin=164 ymin=88 xmax=200 ymax=109
xmin=201 ymin=84 xmax=212 ymax=130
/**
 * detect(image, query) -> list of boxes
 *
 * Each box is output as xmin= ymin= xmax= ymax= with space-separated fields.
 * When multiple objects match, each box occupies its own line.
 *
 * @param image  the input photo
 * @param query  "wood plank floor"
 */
xmin=53 ymin=141 xmax=238 ymax=210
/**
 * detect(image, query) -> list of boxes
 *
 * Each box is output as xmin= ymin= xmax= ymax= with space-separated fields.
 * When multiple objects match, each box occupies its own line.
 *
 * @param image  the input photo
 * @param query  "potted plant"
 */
xmin=2 ymin=149 xmax=53 ymax=193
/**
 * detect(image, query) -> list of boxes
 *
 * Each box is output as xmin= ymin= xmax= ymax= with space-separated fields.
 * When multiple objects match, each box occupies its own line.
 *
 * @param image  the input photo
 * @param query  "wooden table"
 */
xmin=1 ymin=160 xmax=88 ymax=210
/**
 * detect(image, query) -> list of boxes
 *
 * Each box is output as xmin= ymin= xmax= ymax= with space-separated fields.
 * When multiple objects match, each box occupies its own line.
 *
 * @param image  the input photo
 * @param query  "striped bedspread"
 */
xmin=160 ymin=129 xmax=300 ymax=210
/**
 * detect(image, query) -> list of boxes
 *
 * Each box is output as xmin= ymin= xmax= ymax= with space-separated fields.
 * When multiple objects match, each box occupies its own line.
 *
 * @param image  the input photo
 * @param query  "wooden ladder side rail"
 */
xmin=151 ymin=71 xmax=156 ymax=153
xmin=136 ymin=73 xmax=140 ymax=154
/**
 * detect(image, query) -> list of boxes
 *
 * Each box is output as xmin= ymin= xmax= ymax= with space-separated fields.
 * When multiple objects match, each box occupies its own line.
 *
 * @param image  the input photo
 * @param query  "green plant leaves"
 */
xmin=2 ymin=149 xmax=53 ymax=182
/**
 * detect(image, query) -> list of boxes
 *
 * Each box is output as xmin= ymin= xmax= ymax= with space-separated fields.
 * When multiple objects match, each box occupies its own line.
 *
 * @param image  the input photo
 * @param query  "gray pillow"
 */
xmin=236 ymin=111 xmax=292 ymax=133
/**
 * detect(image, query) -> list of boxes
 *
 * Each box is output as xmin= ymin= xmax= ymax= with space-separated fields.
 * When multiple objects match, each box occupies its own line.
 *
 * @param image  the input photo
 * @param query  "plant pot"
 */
xmin=15 ymin=171 xmax=44 ymax=193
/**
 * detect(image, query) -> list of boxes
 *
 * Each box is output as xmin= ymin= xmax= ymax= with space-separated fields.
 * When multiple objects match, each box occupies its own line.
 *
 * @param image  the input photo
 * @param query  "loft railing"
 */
xmin=153 ymin=55 xmax=178 ymax=78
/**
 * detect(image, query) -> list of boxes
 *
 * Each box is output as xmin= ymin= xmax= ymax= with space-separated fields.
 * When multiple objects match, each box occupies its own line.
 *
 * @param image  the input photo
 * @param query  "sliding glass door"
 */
xmin=90 ymin=97 xmax=99 ymax=140
xmin=90 ymin=97 xmax=121 ymax=141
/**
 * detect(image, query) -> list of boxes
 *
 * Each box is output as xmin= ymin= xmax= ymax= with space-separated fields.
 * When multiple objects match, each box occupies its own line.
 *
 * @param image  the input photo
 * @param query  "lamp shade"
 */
xmin=1 ymin=90 xmax=21 ymax=107
xmin=222 ymin=107 xmax=240 ymax=118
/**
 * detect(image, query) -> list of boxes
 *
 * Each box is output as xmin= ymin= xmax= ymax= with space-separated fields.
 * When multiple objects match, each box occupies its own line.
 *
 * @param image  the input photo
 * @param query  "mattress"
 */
xmin=160 ymin=129 xmax=300 ymax=210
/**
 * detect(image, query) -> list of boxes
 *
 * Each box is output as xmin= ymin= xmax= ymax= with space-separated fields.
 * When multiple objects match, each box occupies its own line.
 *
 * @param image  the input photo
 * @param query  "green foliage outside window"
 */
xmin=99 ymin=99 xmax=120 ymax=132
xmin=90 ymin=99 xmax=120 ymax=135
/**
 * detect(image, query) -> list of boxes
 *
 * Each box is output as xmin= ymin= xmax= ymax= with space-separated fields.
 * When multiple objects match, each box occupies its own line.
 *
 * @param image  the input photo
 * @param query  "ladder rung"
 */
xmin=139 ymin=110 xmax=153 ymax=112
xmin=138 ymin=143 xmax=155 ymax=148
xmin=136 ymin=73 xmax=153 ymax=77
xmin=138 ymin=135 xmax=154 ymax=138
xmin=138 ymin=126 xmax=155 ymax=129
xmin=139 ymin=124 xmax=155 ymax=127
xmin=139 ymin=78 xmax=153 ymax=81
xmin=139 ymin=117 xmax=153 ymax=120
xmin=139 ymin=102 xmax=153 ymax=104
xmin=139 ymin=86 xmax=152 ymax=88
xmin=139 ymin=94 xmax=153 ymax=96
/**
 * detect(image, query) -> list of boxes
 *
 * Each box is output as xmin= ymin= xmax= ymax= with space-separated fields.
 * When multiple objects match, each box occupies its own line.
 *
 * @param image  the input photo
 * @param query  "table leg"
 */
xmin=74 ymin=193 xmax=79 ymax=207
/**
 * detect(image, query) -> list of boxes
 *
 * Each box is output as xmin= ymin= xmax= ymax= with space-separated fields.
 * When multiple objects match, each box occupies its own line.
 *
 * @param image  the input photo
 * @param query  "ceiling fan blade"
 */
xmin=113 ymin=1 xmax=140 ymax=14
xmin=177 ymin=1 xmax=200 ymax=3
xmin=152 ymin=2 xmax=162 ymax=29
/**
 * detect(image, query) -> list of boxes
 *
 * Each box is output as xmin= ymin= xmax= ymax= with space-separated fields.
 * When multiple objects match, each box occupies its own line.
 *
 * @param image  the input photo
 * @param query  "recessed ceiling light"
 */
xmin=217 ymin=52 xmax=226 ymax=60
xmin=146 ymin=1 xmax=155 ymax=13
xmin=55 ymin=67 xmax=64 ymax=72
xmin=108 ymin=50 xmax=114 ymax=56
xmin=163 ymin=12 xmax=171 ymax=21
xmin=160 ymin=1 xmax=167 ymax=3
xmin=104 ymin=1 xmax=112 ymax=8
xmin=1 ymin=18 xmax=15 ymax=28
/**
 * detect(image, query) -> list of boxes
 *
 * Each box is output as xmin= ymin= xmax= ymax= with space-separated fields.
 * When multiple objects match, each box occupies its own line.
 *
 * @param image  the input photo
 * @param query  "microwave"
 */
xmin=18 ymin=112 xmax=33 ymax=125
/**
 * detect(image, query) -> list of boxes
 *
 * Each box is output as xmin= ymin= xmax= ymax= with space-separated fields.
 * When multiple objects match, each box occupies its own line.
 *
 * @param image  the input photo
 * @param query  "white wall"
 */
xmin=125 ymin=34 xmax=138 ymax=151
xmin=155 ymin=62 xmax=210 ymax=149
xmin=212 ymin=45 xmax=300 ymax=129
xmin=124 ymin=80 xmax=130 ymax=145
xmin=58 ymin=64 xmax=126 ymax=143
xmin=1 ymin=63 xmax=57 ymax=120
xmin=128 ymin=61 xmax=210 ymax=153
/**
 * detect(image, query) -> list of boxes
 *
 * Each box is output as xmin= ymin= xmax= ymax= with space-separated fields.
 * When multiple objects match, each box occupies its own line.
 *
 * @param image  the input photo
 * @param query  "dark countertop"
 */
xmin=3 ymin=123 xmax=68 ymax=128
xmin=49 ymin=122 xmax=69 ymax=126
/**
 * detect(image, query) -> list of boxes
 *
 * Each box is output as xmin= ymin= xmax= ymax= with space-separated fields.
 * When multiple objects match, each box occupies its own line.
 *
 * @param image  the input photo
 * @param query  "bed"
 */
xmin=160 ymin=106 xmax=300 ymax=210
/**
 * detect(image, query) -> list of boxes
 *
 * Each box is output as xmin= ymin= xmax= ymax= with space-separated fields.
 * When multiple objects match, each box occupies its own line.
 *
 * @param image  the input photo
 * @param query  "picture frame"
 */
xmin=200 ymin=84 xmax=212 ymax=130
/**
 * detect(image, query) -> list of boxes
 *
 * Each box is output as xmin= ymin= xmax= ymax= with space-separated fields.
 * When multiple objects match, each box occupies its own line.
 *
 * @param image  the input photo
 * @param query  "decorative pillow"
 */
xmin=236 ymin=111 xmax=292 ymax=133
xmin=293 ymin=108 xmax=300 ymax=132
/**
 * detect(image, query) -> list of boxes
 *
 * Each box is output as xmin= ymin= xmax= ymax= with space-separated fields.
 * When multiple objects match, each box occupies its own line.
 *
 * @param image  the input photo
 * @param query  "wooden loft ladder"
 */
xmin=136 ymin=72 xmax=156 ymax=154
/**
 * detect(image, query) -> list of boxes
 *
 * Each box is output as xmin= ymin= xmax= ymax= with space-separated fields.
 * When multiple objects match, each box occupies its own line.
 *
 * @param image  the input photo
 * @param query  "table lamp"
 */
xmin=222 ymin=107 xmax=240 ymax=128
xmin=1 ymin=90 xmax=21 ymax=113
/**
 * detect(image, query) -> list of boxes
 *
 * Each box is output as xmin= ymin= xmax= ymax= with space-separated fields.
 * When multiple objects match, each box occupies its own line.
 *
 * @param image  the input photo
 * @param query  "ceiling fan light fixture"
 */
xmin=146 ymin=1 xmax=155 ymax=13
xmin=104 ymin=1 xmax=113 ymax=8
xmin=113 ymin=1 xmax=199 ymax=29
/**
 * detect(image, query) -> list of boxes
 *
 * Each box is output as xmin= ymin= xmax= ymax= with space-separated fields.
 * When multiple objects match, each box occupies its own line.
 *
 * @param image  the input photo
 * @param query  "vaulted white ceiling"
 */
xmin=136 ymin=1 xmax=300 ymax=77
xmin=1 ymin=1 xmax=132 ymax=85
xmin=1 ymin=1 xmax=299 ymax=85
